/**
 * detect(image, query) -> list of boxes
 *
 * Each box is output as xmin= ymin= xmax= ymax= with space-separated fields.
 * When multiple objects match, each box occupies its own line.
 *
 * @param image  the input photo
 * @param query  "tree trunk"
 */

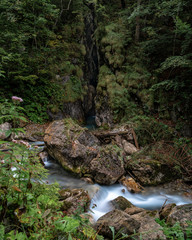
xmin=135 ymin=0 xmax=142 ymax=43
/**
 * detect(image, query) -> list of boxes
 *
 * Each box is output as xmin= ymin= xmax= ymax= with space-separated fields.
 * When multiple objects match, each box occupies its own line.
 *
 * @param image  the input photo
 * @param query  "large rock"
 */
xmin=44 ymin=119 xmax=99 ymax=175
xmin=167 ymin=204 xmax=192 ymax=227
xmin=95 ymin=209 xmax=140 ymax=239
xmin=127 ymin=158 xmax=179 ymax=186
xmin=110 ymin=196 xmax=134 ymax=210
xmin=0 ymin=122 xmax=11 ymax=140
xmin=44 ymin=119 xmax=126 ymax=184
xmin=90 ymin=144 xmax=125 ymax=185
xmin=130 ymin=210 xmax=166 ymax=240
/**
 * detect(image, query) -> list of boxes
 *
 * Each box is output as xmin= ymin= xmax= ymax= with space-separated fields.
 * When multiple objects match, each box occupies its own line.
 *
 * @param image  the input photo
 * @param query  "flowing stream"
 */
xmin=43 ymin=156 xmax=192 ymax=222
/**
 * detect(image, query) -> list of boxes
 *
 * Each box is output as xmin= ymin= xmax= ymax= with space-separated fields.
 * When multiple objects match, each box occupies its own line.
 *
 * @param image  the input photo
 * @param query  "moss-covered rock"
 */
xmin=44 ymin=119 xmax=99 ymax=175
xmin=126 ymin=157 xmax=179 ymax=186
xmin=110 ymin=196 xmax=134 ymax=210
xmin=90 ymin=144 xmax=125 ymax=185
xmin=44 ymin=119 xmax=127 ymax=185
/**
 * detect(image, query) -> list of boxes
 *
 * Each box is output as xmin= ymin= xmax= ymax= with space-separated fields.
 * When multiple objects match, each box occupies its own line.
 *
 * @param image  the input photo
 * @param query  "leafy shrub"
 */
xmin=0 ymin=99 xmax=103 ymax=239
xmin=156 ymin=219 xmax=192 ymax=240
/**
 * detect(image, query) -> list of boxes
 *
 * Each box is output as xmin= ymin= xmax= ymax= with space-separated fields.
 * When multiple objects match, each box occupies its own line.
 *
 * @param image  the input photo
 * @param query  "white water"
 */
xmin=90 ymin=184 xmax=192 ymax=221
xmin=44 ymin=158 xmax=192 ymax=222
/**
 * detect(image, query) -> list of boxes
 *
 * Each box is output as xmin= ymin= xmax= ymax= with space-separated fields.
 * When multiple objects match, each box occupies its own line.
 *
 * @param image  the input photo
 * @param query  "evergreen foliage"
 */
xmin=95 ymin=0 xmax=192 ymax=132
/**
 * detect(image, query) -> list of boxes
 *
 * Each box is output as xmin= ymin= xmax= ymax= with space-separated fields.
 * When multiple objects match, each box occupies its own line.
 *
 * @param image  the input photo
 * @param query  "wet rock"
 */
xmin=59 ymin=188 xmax=90 ymax=215
xmin=44 ymin=119 xmax=127 ymax=185
xmin=119 ymin=176 xmax=142 ymax=193
xmin=110 ymin=196 xmax=134 ymax=210
xmin=86 ymin=184 xmax=100 ymax=199
xmin=83 ymin=85 xmax=96 ymax=115
xmin=95 ymin=209 xmax=140 ymax=239
xmin=90 ymin=144 xmax=125 ymax=185
xmin=0 ymin=122 xmax=11 ymax=140
xmin=167 ymin=204 xmax=192 ymax=227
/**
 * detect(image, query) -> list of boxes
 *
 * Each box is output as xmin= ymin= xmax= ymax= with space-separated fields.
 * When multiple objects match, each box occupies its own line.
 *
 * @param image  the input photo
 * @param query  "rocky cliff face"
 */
xmin=48 ymin=2 xmax=99 ymax=123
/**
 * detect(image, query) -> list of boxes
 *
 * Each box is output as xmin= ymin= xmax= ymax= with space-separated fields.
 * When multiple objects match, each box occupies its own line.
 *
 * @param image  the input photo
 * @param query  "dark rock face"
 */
xmin=48 ymin=100 xmax=85 ymax=123
xmin=95 ymin=209 xmax=140 ymax=239
xmin=83 ymin=2 xmax=99 ymax=88
xmin=95 ymin=96 xmax=113 ymax=127
xmin=62 ymin=100 xmax=85 ymax=123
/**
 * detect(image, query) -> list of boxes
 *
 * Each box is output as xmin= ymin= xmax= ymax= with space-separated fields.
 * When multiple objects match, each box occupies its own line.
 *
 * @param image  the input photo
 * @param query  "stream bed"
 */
xmin=44 ymin=157 xmax=192 ymax=222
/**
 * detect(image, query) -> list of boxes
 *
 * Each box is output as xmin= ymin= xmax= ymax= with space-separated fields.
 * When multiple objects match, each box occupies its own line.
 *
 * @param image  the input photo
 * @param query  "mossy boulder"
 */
xmin=110 ymin=196 xmax=134 ymax=210
xmin=90 ymin=144 xmax=125 ymax=185
xmin=44 ymin=119 xmax=126 ymax=185
xmin=44 ymin=119 xmax=99 ymax=175
xmin=126 ymin=158 xmax=179 ymax=186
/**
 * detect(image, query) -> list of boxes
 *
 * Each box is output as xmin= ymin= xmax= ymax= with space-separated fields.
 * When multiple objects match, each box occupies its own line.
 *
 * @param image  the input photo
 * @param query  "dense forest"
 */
xmin=0 ymin=0 xmax=192 ymax=239
xmin=0 ymin=0 xmax=191 ymax=135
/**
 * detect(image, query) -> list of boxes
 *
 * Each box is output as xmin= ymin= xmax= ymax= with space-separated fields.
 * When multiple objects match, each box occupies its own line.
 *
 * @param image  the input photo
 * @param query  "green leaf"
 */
xmin=68 ymin=234 xmax=73 ymax=240
xmin=0 ymin=225 xmax=5 ymax=240
xmin=109 ymin=226 xmax=115 ymax=240
xmin=63 ymin=216 xmax=80 ymax=233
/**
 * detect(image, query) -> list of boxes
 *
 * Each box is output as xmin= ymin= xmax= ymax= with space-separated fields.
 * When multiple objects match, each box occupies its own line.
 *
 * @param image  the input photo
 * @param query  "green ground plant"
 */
xmin=156 ymin=219 xmax=192 ymax=240
xmin=0 ymin=99 xmax=103 ymax=239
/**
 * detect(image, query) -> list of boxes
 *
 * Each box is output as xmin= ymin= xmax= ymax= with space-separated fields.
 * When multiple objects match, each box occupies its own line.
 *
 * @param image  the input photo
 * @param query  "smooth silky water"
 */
xmin=44 ymin=158 xmax=192 ymax=222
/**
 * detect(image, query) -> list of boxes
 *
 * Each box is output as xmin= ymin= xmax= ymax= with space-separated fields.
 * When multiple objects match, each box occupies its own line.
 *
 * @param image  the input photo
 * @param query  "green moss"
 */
xmin=62 ymin=76 xmax=85 ymax=103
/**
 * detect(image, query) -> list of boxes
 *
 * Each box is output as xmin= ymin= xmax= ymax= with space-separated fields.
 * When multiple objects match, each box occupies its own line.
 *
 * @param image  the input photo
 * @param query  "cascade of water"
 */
xmin=90 ymin=184 xmax=192 ymax=221
xmin=43 ymin=157 xmax=192 ymax=222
